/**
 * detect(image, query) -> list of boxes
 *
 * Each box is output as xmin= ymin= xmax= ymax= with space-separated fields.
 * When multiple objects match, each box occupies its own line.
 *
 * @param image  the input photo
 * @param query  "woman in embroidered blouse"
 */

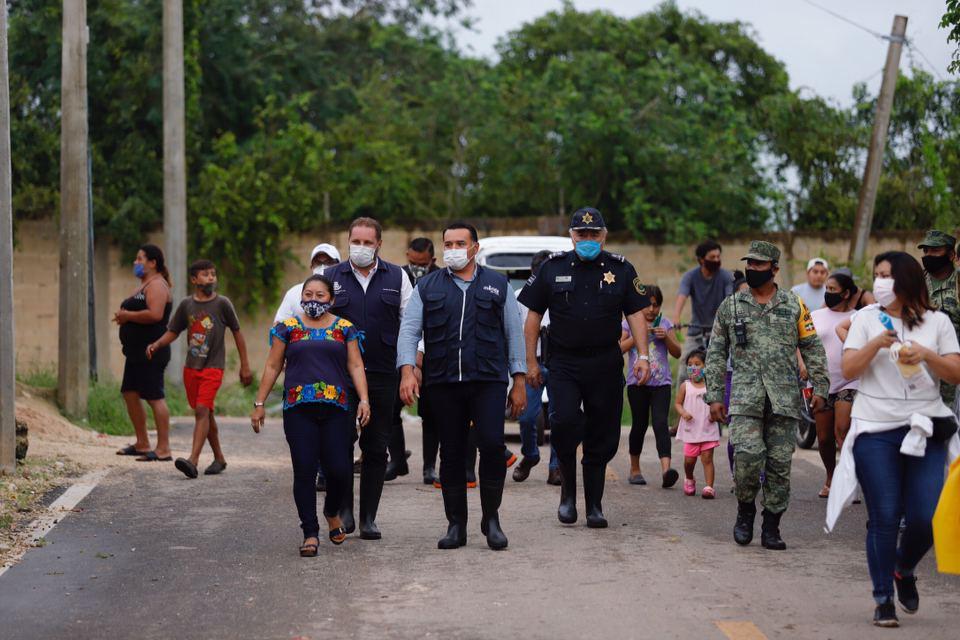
xmin=251 ymin=275 xmax=370 ymax=556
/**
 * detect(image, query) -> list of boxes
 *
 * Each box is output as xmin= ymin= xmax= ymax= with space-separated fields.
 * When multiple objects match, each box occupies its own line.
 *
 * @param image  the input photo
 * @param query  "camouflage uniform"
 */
xmin=919 ymin=230 xmax=960 ymax=407
xmin=705 ymin=241 xmax=829 ymax=515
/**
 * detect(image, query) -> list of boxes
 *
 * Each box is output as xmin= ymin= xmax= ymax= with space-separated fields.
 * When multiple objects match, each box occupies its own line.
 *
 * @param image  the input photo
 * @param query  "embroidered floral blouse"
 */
xmin=270 ymin=315 xmax=362 ymax=411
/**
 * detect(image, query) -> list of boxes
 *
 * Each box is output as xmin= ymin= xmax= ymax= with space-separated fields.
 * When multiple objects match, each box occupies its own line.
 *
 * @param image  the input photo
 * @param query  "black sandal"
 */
xmin=117 ymin=444 xmax=150 ymax=456
xmin=136 ymin=451 xmax=173 ymax=462
xmin=329 ymin=527 xmax=347 ymax=545
xmin=299 ymin=539 xmax=319 ymax=557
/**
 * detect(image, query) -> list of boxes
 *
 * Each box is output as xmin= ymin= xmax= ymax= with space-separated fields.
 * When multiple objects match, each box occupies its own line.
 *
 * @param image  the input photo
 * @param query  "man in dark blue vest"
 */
xmin=327 ymin=217 xmax=413 ymax=540
xmin=398 ymin=222 xmax=527 ymax=550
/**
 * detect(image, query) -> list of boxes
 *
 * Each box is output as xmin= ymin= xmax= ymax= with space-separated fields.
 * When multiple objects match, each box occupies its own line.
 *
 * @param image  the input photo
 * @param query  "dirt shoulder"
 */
xmin=1 ymin=385 xmax=129 ymax=569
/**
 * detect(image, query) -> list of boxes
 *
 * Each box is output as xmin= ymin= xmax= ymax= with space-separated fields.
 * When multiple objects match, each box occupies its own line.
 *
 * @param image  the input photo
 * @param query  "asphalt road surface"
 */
xmin=1 ymin=416 xmax=958 ymax=640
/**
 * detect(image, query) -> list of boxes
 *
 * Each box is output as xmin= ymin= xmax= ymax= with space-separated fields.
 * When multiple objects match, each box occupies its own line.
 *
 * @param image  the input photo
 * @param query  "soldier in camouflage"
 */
xmin=705 ymin=240 xmax=829 ymax=550
xmin=918 ymin=230 xmax=960 ymax=411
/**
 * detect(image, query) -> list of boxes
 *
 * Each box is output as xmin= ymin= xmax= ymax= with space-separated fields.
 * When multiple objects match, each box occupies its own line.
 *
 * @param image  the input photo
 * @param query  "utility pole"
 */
xmin=57 ymin=1 xmax=90 ymax=418
xmin=0 ymin=4 xmax=17 ymax=472
xmin=163 ymin=0 xmax=187 ymax=380
xmin=849 ymin=15 xmax=907 ymax=265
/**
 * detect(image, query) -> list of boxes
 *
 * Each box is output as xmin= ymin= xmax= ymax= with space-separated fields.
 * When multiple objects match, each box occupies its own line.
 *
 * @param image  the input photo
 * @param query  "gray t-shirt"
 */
xmin=791 ymin=282 xmax=825 ymax=312
xmin=678 ymin=267 xmax=734 ymax=335
xmin=168 ymin=295 xmax=241 ymax=370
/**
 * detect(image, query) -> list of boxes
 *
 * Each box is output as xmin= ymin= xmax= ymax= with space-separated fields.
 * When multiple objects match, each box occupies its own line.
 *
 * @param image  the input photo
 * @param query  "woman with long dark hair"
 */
xmin=810 ymin=272 xmax=859 ymax=497
xmin=830 ymin=251 xmax=960 ymax=627
xmin=113 ymin=244 xmax=174 ymax=461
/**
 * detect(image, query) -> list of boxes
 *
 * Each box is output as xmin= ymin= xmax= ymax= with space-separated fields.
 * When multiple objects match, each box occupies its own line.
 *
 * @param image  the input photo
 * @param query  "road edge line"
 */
xmin=0 ymin=468 xmax=110 ymax=578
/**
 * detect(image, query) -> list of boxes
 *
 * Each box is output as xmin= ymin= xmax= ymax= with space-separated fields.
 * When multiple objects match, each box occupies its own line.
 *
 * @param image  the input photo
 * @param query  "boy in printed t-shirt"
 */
xmin=147 ymin=260 xmax=253 ymax=478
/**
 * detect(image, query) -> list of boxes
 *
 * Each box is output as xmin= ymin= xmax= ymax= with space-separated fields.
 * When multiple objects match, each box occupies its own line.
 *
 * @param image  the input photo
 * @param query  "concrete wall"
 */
xmin=13 ymin=218 xmax=924 ymax=381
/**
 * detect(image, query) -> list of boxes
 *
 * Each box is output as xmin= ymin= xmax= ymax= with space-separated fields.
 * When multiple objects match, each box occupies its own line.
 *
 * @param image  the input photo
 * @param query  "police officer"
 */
xmin=704 ymin=240 xmax=829 ymax=550
xmin=918 ymin=230 xmax=960 ymax=410
xmin=327 ymin=217 xmax=413 ymax=540
xmin=397 ymin=222 xmax=527 ymax=550
xmin=518 ymin=207 xmax=652 ymax=529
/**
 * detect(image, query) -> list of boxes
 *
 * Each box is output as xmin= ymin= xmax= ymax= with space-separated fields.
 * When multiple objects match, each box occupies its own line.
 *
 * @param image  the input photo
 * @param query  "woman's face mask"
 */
xmin=873 ymin=277 xmax=896 ymax=307
xmin=301 ymin=300 xmax=332 ymax=319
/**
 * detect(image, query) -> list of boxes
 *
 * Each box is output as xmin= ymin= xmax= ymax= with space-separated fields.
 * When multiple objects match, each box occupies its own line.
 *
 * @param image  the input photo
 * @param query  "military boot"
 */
xmin=582 ymin=464 xmax=608 ymax=529
xmin=438 ymin=484 xmax=468 ymax=549
xmin=760 ymin=509 xmax=787 ymax=550
xmin=557 ymin=454 xmax=578 ymax=524
xmin=479 ymin=482 xmax=508 ymax=550
xmin=733 ymin=501 xmax=756 ymax=546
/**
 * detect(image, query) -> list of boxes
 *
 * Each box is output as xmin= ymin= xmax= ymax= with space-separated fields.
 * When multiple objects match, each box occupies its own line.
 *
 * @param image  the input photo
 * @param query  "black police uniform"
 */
xmin=518 ymin=207 xmax=649 ymax=528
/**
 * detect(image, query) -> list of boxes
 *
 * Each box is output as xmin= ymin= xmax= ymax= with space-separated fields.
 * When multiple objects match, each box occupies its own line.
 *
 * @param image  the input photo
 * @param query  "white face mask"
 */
xmin=443 ymin=248 xmax=472 ymax=271
xmin=349 ymin=245 xmax=377 ymax=268
xmin=873 ymin=277 xmax=896 ymax=307
xmin=312 ymin=265 xmax=327 ymax=276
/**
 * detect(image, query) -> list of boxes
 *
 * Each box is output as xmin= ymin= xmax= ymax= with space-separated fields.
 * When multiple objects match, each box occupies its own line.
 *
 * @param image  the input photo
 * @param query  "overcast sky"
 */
xmin=441 ymin=0 xmax=954 ymax=106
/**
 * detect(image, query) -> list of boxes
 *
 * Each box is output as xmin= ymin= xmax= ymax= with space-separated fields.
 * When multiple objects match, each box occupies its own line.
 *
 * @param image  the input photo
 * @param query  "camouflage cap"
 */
xmin=569 ymin=207 xmax=606 ymax=230
xmin=918 ymin=229 xmax=957 ymax=250
xmin=741 ymin=240 xmax=780 ymax=263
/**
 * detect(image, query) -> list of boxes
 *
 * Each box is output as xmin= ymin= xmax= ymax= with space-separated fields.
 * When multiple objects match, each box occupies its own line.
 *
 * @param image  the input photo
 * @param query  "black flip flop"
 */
xmin=329 ymin=527 xmax=347 ymax=546
xmin=117 ymin=444 xmax=150 ymax=456
xmin=136 ymin=451 xmax=173 ymax=462
xmin=174 ymin=457 xmax=199 ymax=479
xmin=299 ymin=540 xmax=319 ymax=557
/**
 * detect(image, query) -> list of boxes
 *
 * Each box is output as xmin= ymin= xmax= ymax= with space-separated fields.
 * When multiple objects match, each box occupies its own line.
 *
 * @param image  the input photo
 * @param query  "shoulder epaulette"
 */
xmin=548 ymin=251 xmax=568 ymax=260
xmin=607 ymin=252 xmax=626 ymax=262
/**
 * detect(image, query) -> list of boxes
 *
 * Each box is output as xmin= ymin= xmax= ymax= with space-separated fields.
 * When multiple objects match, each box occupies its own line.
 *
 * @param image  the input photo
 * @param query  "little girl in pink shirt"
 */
xmin=675 ymin=350 xmax=721 ymax=498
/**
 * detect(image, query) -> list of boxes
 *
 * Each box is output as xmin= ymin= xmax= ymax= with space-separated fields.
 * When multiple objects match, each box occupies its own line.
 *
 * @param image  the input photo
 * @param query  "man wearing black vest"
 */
xmin=327 ymin=217 xmax=413 ymax=540
xmin=398 ymin=222 xmax=527 ymax=550
xmin=385 ymin=237 xmax=441 ymax=484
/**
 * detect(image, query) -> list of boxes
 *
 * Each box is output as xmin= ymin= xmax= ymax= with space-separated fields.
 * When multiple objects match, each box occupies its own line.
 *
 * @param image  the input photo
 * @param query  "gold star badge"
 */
xmin=582 ymin=212 xmax=594 ymax=224
xmin=603 ymin=271 xmax=616 ymax=285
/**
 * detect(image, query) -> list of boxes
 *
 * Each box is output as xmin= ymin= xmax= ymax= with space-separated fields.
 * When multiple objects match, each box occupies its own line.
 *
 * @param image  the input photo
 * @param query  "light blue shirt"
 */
xmin=397 ymin=268 xmax=526 ymax=377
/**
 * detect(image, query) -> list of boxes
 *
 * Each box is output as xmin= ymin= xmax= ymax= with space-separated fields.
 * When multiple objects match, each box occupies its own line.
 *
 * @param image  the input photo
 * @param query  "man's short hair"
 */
xmin=409 ymin=237 xmax=434 ymax=256
xmin=348 ymin=217 xmax=382 ymax=240
xmin=443 ymin=222 xmax=478 ymax=243
xmin=531 ymin=250 xmax=552 ymax=273
xmin=695 ymin=240 xmax=722 ymax=260
xmin=189 ymin=259 xmax=216 ymax=278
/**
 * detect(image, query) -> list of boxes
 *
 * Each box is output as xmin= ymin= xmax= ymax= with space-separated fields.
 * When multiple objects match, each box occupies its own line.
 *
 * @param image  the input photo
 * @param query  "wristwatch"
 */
xmin=637 ymin=355 xmax=650 ymax=361
xmin=253 ymin=401 xmax=265 ymax=408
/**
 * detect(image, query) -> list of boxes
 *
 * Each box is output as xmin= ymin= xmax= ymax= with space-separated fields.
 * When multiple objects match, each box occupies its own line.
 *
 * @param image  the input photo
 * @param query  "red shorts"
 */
xmin=683 ymin=441 xmax=720 ymax=458
xmin=183 ymin=367 xmax=224 ymax=410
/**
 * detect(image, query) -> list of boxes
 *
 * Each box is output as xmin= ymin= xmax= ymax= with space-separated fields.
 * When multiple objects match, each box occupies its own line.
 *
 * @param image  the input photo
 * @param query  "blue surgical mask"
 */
xmin=574 ymin=240 xmax=601 ymax=261
xmin=133 ymin=263 xmax=145 ymax=279
xmin=301 ymin=300 xmax=332 ymax=319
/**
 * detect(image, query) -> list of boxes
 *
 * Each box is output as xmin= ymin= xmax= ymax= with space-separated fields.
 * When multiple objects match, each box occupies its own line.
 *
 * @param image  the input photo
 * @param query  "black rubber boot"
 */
xmin=339 ymin=477 xmax=356 ymax=534
xmin=760 ymin=509 xmax=787 ymax=550
xmin=733 ymin=501 xmax=756 ymax=546
xmin=358 ymin=465 xmax=384 ymax=540
xmin=557 ymin=454 xmax=578 ymax=524
xmin=479 ymin=483 xmax=508 ymax=550
xmin=582 ymin=464 xmax=608 ymax=529
xmin=438 ymin=485 xmax=468 ymax=549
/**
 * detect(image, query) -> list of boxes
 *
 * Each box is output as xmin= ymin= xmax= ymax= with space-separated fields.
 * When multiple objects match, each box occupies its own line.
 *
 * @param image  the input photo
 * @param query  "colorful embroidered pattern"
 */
xmin=270 ymin=316 xmax=359 ymax=346
xmin=284 ymin=381 xmax=350 ymax=410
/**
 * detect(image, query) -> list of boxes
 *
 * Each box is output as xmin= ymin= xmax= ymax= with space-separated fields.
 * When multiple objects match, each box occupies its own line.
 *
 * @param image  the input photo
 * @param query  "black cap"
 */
xmin=569 ymin=207 xmax=606 ymax=230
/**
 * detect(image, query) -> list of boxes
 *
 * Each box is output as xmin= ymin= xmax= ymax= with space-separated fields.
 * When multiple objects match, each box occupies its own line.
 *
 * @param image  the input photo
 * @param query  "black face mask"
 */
xmin=198 ymin=283 xmax=216 ymax=296
xmin=703 ymin=260 xmax=721 ymax=273
xmin=922 ymin=254 xmax=953 ymax=275
xmin=824 ymin=291 xmax=846 ymax=309
xmin=745 ymin=268 xmax=774 ymax=289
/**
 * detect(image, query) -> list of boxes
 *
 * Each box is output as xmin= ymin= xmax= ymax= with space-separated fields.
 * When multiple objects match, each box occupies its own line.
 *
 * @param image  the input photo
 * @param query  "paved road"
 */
xmin=1 ymin=417 xmax=958 ymax=640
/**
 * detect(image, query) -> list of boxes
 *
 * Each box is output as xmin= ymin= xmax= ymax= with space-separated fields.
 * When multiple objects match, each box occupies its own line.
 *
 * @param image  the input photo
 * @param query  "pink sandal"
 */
xmin=701 ymin=486 xmax=716 ymax=499
xmin=683 ymin=478 xmax=696 ymax=496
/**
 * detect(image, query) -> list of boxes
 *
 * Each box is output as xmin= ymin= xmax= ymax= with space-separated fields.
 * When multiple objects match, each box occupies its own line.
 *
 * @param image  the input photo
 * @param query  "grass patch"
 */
xmin=15 ymin=364 xmax=57 ymax=390
xmin=84 ymin=376 xmax=279 ymax=436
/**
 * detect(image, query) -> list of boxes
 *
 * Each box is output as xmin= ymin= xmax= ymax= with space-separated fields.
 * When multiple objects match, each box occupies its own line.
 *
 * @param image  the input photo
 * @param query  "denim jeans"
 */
xmin=517 ymin=367 xmax=559 ymax=470
xmin=853 ymin=427 xmax=947 ymax=604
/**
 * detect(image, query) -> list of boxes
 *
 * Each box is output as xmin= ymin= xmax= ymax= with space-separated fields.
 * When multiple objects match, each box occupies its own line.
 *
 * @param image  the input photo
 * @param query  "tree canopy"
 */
xmin=9 ymin=0 xmax=960 ymax=308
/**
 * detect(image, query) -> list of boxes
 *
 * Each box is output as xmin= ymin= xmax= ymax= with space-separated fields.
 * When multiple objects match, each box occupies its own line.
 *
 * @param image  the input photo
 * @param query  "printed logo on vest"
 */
xmin=482 ymin=285 xmax=501 ymax=297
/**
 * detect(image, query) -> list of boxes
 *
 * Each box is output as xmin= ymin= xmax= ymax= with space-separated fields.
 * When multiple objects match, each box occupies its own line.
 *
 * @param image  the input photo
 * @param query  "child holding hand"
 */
xmin=675 ymin=350 xmax=720 ymax=499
